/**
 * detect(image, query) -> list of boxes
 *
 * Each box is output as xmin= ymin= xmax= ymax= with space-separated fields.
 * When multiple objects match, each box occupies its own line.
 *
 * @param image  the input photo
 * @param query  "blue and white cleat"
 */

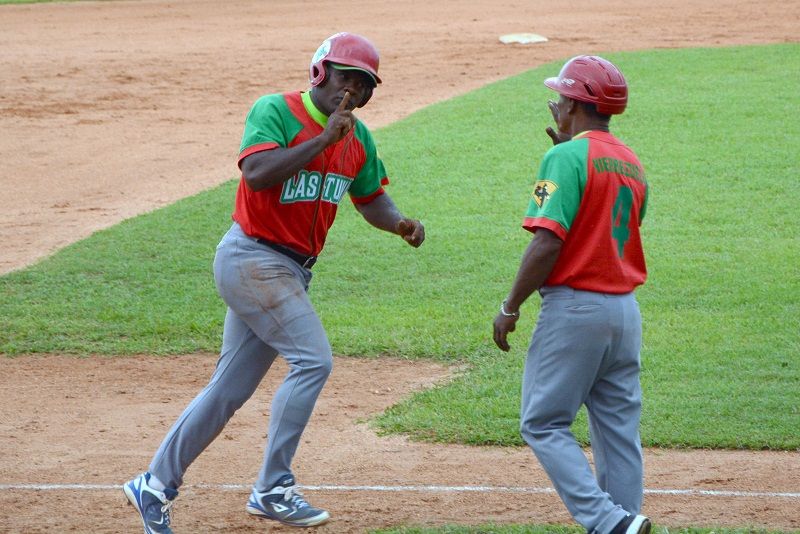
xmin=246 ymin=475 xmax=330 ymax=527
xmin=123 ymin=472 xmax=179 ymax=534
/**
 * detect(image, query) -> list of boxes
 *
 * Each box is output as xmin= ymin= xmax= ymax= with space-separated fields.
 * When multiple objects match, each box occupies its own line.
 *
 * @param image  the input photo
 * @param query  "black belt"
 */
xmin=256 ymin=238 xmax=317 ymax=269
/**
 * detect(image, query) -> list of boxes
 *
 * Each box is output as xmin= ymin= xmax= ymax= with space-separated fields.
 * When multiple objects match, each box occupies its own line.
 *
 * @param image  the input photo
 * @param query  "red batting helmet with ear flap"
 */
xmin=309 ymin=32 xmax=382 ymax=88
xmin=544 ymin=55 xmax=628 ymax=115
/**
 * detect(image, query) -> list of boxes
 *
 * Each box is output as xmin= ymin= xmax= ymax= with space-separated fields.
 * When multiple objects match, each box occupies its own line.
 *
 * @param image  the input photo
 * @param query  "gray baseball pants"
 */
xmin=149 ymin=222 xmax=332 ymax=492
xmin=520 ymin=285 xmax=644 ymax=534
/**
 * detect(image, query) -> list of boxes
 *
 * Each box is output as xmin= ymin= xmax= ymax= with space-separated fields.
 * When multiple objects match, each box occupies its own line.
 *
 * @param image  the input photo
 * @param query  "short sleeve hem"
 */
xmin=238 ymin=142 xmax=280 ymax=168
xmin=350 ymin=187 xmax=386 ymax=204
xmin=522 ymin=216 xmax=567 ymax=240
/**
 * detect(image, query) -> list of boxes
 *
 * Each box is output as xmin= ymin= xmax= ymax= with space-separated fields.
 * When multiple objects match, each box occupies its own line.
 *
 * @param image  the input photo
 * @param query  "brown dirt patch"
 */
xmin=1 ymin=355 xmax=798 ymax=533
xmin=1 ymin=1 xmax=798 ymax=533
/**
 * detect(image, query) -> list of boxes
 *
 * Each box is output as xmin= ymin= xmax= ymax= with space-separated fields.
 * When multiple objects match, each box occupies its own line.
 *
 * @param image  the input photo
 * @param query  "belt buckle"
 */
xmin=303 ymin=256 xmax=317 ymax=269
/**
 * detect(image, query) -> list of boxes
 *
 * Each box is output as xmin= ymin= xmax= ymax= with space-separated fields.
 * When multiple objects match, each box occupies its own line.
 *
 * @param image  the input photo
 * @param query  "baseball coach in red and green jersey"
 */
xmin=493 ymin=55 xmax=652 ymax=534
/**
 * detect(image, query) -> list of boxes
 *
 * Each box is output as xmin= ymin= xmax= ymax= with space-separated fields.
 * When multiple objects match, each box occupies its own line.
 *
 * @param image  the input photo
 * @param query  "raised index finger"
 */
xmin=335 ymin=91 xmax=352 ymax=113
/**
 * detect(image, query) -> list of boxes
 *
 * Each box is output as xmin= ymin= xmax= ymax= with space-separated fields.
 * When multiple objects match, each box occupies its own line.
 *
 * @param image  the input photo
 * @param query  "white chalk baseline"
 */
xmin=0 ymin=483 xmax=798 ymax=499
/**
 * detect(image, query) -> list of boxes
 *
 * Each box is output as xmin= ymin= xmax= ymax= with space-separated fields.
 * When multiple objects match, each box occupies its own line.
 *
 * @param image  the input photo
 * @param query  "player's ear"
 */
xmin=357 ymin=86 xmax=373 ymax=108
xmin=565 ymin=97 xmax=578 ymax=114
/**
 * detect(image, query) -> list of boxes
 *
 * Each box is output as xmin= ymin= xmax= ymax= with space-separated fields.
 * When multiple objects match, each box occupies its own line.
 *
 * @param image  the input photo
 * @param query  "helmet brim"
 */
xmin=543 ymin=77 xmax=560 ymax=92
xmin=329 ymin=62 xmax=380 ymax=86
xmin=543 ymin=76 xmax=596 ymax=108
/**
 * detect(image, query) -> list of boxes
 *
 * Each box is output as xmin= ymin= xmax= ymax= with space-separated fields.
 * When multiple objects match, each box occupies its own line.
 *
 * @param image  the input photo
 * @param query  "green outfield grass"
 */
xmin=368 ymin=43 xmax=800 ymax=449
xmin=1 ymin=45 xmax=798 ymax=453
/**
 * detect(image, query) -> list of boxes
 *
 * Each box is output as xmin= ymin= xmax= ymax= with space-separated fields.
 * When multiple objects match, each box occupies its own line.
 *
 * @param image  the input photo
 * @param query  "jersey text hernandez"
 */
xmin=523 ymin=131 xmax=648 ymax=293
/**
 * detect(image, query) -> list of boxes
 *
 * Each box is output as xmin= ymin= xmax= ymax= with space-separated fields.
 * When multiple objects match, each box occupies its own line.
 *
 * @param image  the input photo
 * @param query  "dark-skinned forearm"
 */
xmin=241 ymin=134 xmax=331 ymax=192
xmin=354 ymin=193 xmax=404 ymax=234
xmin=504 ymin=230 xmax=563 ymax=313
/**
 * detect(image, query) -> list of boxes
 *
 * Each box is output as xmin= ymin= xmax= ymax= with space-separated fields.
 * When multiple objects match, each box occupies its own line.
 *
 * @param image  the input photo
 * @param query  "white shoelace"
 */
xmin=282 ymin=486 xmax=310 ymax=509
xmin=159 ymin=499 xmax=174 ymax=524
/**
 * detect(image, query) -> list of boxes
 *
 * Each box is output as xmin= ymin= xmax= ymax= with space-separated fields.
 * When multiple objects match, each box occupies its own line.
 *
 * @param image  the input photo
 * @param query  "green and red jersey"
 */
xmin=233 ymin=91 xmax=388 ymax=256
xmin=523 ymin=130 xmax=648 ymax=293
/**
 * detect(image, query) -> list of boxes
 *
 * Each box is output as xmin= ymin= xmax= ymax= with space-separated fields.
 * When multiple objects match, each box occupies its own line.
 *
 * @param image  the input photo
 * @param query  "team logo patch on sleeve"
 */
xmin=532 ymin=180 xmax=558 ymax=207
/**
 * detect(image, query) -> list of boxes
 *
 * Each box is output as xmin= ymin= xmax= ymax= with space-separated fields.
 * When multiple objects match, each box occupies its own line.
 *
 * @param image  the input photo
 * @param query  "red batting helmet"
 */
xmin=309 ymin=32 xmax=382 ymax=88
xmin=544 ymin=55 xmax=628 ymax=115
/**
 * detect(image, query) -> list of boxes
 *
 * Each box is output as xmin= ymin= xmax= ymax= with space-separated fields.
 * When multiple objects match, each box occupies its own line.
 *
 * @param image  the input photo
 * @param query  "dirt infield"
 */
xmin=1 ymin=0 xmax=798 ymax=532
xmin=2 ymin=355 xmax=799 ymax=533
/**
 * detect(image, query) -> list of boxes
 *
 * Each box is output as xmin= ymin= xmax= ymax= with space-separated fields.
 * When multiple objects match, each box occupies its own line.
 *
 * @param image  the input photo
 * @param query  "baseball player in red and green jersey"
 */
xmin=235 ymin=84 xmax=394 ymax=258
xmin=493 ymin=56 xmax=652 ymax=534
xmin=124 ymin=32 xmax=424 ymax=533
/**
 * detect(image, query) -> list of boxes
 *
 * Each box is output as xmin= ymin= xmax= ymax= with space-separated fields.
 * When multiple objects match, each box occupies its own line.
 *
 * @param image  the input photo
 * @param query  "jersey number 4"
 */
xmin=611 ymin=185 xmax=633 ymax=258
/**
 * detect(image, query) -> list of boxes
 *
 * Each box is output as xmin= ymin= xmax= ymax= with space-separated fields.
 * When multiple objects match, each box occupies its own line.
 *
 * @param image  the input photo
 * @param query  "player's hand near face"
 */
xmin=545 ymin=99 xmax=572 ymax=145
xmin=321 ymin=91 xmax=355 ymax=145
xmin=396 ymin=218 xmax=425 ymax=248
xmin=241 ymin=93 xmax=358 ymax=192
